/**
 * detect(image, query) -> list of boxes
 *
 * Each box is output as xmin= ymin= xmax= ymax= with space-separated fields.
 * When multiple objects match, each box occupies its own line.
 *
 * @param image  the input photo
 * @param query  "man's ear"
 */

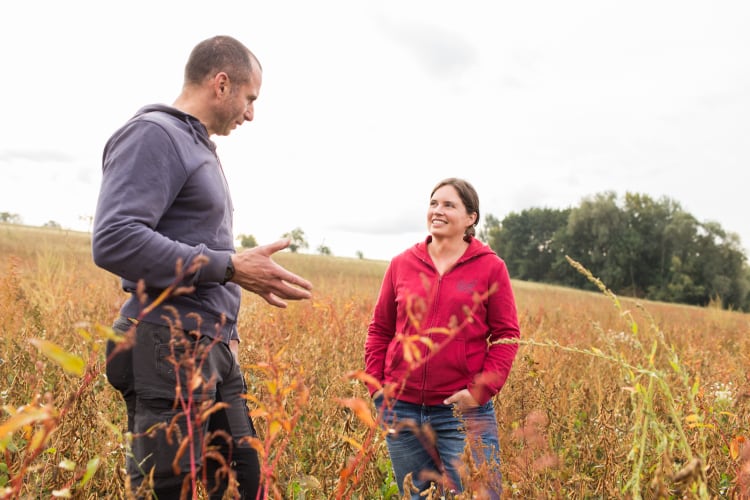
xmin=214 ymin=72 xmax=230 ymax=97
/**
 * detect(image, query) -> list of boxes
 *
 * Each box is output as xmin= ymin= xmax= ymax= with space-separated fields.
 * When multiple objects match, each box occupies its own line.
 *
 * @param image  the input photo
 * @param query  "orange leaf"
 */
xmin=730 ymin=435 xmax=746 ymax=460
xmin=338 ymin=397 xmax=376 ymax=429
xmin=0 ymin=407 xmax=51 ymax=441
xmin=346 ymin=370 xmax=382 ymax=391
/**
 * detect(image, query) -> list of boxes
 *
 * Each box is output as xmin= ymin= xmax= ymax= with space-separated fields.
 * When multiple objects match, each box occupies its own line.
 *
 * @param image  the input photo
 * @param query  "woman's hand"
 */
xmin=444 ymin=389 xmax=479 ymax=411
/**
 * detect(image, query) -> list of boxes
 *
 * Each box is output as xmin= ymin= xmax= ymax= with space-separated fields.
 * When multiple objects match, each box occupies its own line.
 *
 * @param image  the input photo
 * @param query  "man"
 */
xmin=92 ymin=35 xmax=313 ymax=499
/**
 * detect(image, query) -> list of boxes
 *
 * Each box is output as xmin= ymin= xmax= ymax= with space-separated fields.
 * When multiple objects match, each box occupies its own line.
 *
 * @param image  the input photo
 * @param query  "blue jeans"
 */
xmin=375 ymin=396 xmax=502 ymax=499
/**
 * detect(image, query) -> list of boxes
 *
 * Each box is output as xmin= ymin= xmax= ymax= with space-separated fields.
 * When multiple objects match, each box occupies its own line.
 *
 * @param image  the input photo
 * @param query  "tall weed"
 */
xmin=0 ymin=225 xmax=748 ymax=498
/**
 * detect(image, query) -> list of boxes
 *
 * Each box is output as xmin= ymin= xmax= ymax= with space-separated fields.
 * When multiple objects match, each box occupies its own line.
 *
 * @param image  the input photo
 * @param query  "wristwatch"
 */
xmin=223 ymin=256 xmax=235 ymax=284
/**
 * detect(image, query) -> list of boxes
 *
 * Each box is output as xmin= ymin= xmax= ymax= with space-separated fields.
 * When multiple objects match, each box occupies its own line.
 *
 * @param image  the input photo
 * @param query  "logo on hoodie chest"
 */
xmin=455 ymin=279 xmax=478 ymax=293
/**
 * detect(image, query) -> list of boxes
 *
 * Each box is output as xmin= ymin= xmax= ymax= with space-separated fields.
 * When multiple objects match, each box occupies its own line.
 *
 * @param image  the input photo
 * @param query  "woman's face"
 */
xmin=427 ymin=185 xmax=476 ymax=240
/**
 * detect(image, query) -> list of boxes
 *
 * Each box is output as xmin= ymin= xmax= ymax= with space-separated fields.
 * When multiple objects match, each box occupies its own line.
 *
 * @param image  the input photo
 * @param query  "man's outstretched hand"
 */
xmin=230 ymin=238 xmax=313 ymax=307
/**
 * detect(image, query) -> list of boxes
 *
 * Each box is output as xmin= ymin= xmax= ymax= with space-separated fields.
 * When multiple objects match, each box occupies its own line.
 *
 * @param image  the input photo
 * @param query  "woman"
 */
xmin=364 ymin=177 xmax=520 ymax=499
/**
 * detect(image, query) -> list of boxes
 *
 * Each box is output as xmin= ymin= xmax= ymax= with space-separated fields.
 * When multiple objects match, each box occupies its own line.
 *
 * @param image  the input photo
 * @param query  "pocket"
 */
xmin=105 ymin=340 xmax=132 ymax=394
xmin=154 ymin=342 xmax=185 ymax=381
xmin=105 ymin=317 xmax=135 ymax=394
xmin=153 ymin=335 xmax=217 ymax=400
xmin=130 ymin=403 xmax=201 ymax=478
xmin=429 ymin=337 xmax=470 ymax=391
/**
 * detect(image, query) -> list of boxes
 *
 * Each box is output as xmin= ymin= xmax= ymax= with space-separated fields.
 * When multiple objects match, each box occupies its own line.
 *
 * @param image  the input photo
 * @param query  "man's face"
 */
xmin=212 ymin=68 xmax=262 ymax=137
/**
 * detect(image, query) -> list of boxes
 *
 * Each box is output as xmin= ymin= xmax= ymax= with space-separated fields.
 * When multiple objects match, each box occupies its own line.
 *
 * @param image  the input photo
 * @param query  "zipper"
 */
xmin=420 ymin=273 xmax=443 ymax=405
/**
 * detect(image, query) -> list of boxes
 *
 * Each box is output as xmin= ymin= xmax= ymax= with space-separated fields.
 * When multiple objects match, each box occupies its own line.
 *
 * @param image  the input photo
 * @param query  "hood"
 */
xmin=409 ymin=235 xmax=496 ymax=266
xmin=134 ymin=104 xmax=216 ymax=152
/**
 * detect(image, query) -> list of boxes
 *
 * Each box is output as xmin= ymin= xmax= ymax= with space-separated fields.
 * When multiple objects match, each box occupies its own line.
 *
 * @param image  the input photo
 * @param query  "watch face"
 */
xmin=224 ymin=259 xmax=235 ymax=283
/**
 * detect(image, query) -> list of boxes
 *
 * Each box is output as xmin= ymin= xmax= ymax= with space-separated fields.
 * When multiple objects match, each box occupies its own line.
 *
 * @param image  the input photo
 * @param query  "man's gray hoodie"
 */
xmin=92 ymin=104 xmax=239 ymax=343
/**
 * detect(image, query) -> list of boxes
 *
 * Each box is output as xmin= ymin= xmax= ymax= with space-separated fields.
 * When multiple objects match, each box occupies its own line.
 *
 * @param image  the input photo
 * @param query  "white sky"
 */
xmin=1 ymin=1 xmax=749 ymax=261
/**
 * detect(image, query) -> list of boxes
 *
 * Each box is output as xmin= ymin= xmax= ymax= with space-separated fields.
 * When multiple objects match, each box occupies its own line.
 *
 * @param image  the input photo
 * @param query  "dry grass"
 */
xmin=0 ymin=224 xmax=748 ymax=499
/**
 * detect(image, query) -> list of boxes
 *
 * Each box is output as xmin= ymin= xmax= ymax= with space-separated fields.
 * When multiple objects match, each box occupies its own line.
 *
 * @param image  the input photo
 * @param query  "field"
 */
xmin=1 ymin=224 xmax=749 ymax=499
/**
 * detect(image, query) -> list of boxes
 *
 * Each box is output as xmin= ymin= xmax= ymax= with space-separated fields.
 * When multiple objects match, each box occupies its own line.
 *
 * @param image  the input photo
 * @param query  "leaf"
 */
xmin=249 ymin=408 xmax=269 ymax=419
xmin=80 ymin=457 xmax=100 ymax=486
xmin=269 ymin=420 xmax=282 ymax=440
xmin=338 ymin=397 xmax=376 ymax=429
xmin=75 ymin=328 xmax=92 ymax=342
xmin=0 ymin=406 xmax=50 ymax=443
xmin=265 ymin=380 xmax=278 ymax=395
xmin=404 ymin=342 xmax=423 ymax=364
xmin=403 ymin=343 xmax=413 ymax=364
xmin=200 ymin=402 xmax=229 ymax=422
xmin=648 ymin=340 xmax=657 ymax=366
xmin=30 ymin=339 xmax=85 ymax=377
xmin=172 ymin=437 xmax=190 ymax=475
xmin=93 ymin=324 xmax=120 ymax=342
xmin=190 ymin=373 xmax=203 ymax=391
xmin=345 ymin=370 xmax=382 ymax=391
xmin=29 ymin=428 xmax=50 ymax=453
xmin=691 ymin=377 xmax=700 ymax=397
xmin=341 ymin=436 xmax=363 ymax=451
xmin=418 ymin=337 xmax=435 ymax=351
xmin=730 ymin=435 xmax=746 ymax=460
xmin=245 ymin=436 xmax=265 ymax=456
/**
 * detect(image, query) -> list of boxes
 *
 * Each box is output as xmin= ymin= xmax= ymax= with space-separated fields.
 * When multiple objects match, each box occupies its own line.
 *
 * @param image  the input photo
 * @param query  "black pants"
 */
xmin=106 ymin=317 xmax=261 ymax=499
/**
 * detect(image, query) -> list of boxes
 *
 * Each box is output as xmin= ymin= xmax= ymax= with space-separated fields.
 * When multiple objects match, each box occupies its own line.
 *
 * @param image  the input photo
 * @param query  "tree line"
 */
xmin=239 ymin=227 xmax=338 ymax=257
xmin=479 ymin=191 xmax=750 ymax=312
xmin=6 ymin=192 xmax=749 ymax=311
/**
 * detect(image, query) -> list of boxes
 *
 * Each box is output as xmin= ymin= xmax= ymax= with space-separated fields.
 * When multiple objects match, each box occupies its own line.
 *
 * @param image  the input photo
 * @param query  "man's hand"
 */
xmin=230 ymin=238 xmax=313 ymax=308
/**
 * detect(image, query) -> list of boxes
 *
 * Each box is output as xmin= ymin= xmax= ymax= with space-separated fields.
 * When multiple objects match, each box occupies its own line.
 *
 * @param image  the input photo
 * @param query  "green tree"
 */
xmin=483 ymin=190 xmax=750 ymax=311
xmin=0 ymin=212 xmax=22 ymax=224
xmin=238 ymin=234 xmax=258 ymax=248
xmin=692 ymin=222 xmax=748 ymax=309
xmin=282 ymin=227 xmax=309 ymax=253
xmin=650 ymin=210 xmax=701 ymax=303
xmin=619 ymin=193 xmax=681 ymax=297
xmin=477 ymin=214 xmax=501 ymax=244
xmin=490 ymin=207 xmax=569 ymax=283
xmin=563 ymin=191 xmax=630 ymax=291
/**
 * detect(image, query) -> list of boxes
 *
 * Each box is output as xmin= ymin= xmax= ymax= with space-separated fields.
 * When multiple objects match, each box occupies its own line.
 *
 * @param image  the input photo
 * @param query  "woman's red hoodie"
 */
xmin=365 ymin=236 xmax=520 ymax=406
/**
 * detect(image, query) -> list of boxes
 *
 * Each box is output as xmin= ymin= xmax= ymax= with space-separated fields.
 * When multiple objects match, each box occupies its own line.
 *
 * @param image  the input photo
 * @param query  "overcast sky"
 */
xmin=1 ymin=1 xmax=749 ymax=261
